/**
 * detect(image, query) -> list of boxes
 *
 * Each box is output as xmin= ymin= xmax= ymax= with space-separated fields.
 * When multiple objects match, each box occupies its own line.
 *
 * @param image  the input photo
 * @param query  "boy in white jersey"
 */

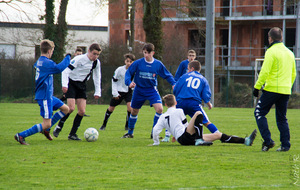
xmin=100 ymin=53 xmax=135 ymax=130
xmin=53 ymin=43 xmax=102 ymax=140
xmin=152 ymin=94 xmax=257 ymax=146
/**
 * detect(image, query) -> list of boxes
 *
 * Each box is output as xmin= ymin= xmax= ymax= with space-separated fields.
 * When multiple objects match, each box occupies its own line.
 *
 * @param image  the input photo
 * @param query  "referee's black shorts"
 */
xmin=65 ymin=79 xmax=87 ymax=99
xmin=177 ymin=128 xmax=196 ymax=145
xmin=109 ymin=91 xmax=132 ymax=107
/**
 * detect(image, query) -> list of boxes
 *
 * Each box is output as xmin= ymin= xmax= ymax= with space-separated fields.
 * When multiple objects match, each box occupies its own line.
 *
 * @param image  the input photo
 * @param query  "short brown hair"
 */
xmin=188 ymin=49 xmax=196 ymax=55
xmin=268 ymin=27 xmax=282 ymax=41
xmin=89 ymin=43 xmax=102 ymax=52
xmin=40 ymin=39 xmax=55 ymax=54
xmin=75 ymin=47 xmax=83 ymax=53
xmin=124 ymin=53 xmax=135 ymax=61
xmin=142 ymin=43 xmax=155 ymax=53
xmin=188 ymin=60 xmax=201 ymax=72
xmin=163 ymin=94 xmax=176 ymax=107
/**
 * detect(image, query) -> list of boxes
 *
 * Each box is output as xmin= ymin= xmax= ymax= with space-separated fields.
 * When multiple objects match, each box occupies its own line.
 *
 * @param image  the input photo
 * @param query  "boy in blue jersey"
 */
xmin=174 ymin=49 xmax=196 ymax=81
xmin=123 ymin=43 xmax=176 ymax=138
xmin=14 ymin=39 xmax=71 ymax=145
xmin=173 ymin=60 xmax=219 ymax=134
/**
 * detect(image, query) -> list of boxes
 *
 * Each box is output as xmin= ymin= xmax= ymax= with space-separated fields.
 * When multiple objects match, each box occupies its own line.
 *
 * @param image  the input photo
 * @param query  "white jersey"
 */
xmin=112 ymin=65 xmax=129 ymax=97
xmin=152 ymin=107 xmax=188 ymax=145
xmin=62 ymin=53 xmax=101 ymax=97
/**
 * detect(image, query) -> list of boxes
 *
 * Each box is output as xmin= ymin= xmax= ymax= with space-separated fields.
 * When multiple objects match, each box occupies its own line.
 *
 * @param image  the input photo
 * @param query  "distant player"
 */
xmin=173 ymin=60 xmax=219 ymax=134
xmin=174 ymin=49 xmax=196 ymax=81
xmin=152 ymin=94 xmax=257 ymax=146
xmin=14 ymin=39 xmax=71 ymax=145
xmin=122 ymin=43 xmax=176 ymax=138
xmin=100 ymin=53 xmax=135 ymax=131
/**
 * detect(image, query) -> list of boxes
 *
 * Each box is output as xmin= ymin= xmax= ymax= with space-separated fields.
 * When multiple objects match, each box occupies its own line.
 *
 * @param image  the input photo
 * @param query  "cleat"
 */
xmin=121 ymin=133 xmax=133 ymax=138
xmin=99 ymin=125 xmax=106 ymax=131
xmin=14 ymin=133 xmax=29 ymax=145
xmin=262 ymin=141 xmax=275 ymax=152
xmin=68 ymin=134 xmax=82 ymax=141
xmin=161 ymin=136 xmax=170 ymax=142
xmin=195 ymin=138 xmax=213 ymax=146
xmin=41 ymin=130 xmax=53 ymax=141
xmin=83 ymin=114 xmax=90 ymax=117
xmin=244 ymin=129 xmax=257 ymax=146
xmin=276 ymin=146 xmax=289 ymax=152
xmin=53 ymin=126 xmax=62 ymax=138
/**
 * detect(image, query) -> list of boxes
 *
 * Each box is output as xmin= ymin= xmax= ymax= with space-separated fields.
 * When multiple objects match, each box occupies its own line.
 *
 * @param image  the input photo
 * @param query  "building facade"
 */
xmin=109 ymin=0 xmax=300 ymax=93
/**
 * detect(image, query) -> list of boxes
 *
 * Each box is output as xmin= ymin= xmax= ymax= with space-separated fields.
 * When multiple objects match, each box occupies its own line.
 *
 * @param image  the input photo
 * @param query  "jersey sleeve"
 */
xmin=112 ymin=67 xmax=120 ymax=97
xmin=125 ymin=61 xmax=136 ymax=86
xmin=201 ymin=78 xmax=212 ymax=104
xmin=174 ymin=61 xmax=184 ymax=81
xmin=152 ymin=116 xmax=166 ymax=145
xmin=93 ymin=59 xmax=101 ymax=97
xmin=158 ymin=63 xmax=176 ymax=86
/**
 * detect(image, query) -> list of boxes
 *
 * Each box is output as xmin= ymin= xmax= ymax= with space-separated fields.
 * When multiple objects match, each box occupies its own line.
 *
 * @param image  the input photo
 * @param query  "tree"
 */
xmin=142 ymin=0 xmax=163 ymax=60
xmin=43 ymin=0 xmax=68 ymax=63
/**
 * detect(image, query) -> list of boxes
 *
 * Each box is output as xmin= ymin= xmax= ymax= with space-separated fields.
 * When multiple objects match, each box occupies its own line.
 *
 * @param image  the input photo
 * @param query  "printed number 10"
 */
xmin=186 ymin=76 xmax=200 ymax=89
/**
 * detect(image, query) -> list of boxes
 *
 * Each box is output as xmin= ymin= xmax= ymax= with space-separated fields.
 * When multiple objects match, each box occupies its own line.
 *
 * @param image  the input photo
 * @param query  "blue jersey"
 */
xmin=174 ymin=59 xmax=189 ymax=81
xmin=173 ymin=71 xmax=211 ymax=104
xmin=34 ymin=55 xmax=70 ymax=100
xmin=125 ymin=57 xmax=175 ymax=89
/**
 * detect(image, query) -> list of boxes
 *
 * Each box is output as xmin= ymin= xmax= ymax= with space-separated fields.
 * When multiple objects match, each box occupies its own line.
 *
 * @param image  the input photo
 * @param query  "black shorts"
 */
xmin=109 ymin=91 xmax=132 ymax=107
xmin=65 ymin=79 xmax=87 ymax=99
xmin=177 ymin=128 xmax=196 ymax=145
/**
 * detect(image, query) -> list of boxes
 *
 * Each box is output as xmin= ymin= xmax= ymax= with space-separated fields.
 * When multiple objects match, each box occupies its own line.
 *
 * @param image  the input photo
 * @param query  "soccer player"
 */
xmin=253 ymin=27 xmax=296 ymax=152
xmin=123 ymin=43 xmax=176 ymax=138
xmin=14 ymin=39 xmax=71 ymax=145
xmin=152 ymin=94 xmax=257 ymax=146
xmin=173 ymin=60 xmax=219 ymax=134
xmin=100 ymin=53 xmax=135 ymax=131
xmin=174 ymin=49 xmax=196 ymax=81
xmin=53 ymin=43 xmax=102 ymax=140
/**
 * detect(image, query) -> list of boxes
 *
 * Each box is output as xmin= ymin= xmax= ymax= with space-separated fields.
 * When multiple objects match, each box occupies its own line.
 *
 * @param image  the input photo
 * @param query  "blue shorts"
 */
xmin=37 ymin=96 xmax=64 ymax=119
xmin=176 ymin=99 xmax=210 ymax=124
xmin=131 ymin=87 xmax=162 ymax=109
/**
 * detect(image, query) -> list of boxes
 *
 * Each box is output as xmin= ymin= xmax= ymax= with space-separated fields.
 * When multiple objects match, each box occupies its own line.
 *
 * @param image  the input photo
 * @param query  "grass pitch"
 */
xmin=0 ymin=103 xmax=299 ymax=189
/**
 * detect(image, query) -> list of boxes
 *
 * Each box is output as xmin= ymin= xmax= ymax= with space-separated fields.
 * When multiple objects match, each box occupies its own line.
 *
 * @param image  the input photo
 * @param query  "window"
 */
xmin=35 ymin=45 xmax=40 ymax=60
xmin=189 ymin=0 xmax=206 ymax=17
xmin=0 ymin=44 xmax=16 ymax=59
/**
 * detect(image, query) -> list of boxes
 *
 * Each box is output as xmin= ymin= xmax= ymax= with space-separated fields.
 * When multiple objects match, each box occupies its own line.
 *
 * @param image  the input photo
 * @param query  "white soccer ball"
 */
xmin=84 ymin=128 xmax=99 ymax=142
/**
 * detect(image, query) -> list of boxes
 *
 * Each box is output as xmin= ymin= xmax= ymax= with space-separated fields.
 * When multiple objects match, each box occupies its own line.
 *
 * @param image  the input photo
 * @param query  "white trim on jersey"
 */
xmin=152 ymin=107 xmax=188 ymax=145
xmin=43 ymin=100 xmax=49 ymax=119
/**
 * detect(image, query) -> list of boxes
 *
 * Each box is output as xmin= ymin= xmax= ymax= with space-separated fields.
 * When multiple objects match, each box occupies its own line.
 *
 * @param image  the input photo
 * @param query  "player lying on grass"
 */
xmin=152 ymin=94 xmax=257 ymax=146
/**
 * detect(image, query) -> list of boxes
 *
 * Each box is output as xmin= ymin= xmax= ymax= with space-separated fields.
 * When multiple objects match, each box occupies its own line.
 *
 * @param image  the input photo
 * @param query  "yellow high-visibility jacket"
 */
xmin=254 ymin=42 xmax=297 ymax=95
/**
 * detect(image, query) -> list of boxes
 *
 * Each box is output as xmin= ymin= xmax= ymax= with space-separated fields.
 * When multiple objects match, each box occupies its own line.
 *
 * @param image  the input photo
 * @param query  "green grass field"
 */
xmin=0 ymin=103 xmax=299 ymax=189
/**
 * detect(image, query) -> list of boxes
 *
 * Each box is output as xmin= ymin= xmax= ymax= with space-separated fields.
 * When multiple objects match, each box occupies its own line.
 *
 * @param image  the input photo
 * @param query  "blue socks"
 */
xmin=19 ymin=124 xmax=43 ymax=138
xmin=128 ymin=114 xmax=138 ymax=135
xmin=46 ymin=111 xmax=66 ymax=132
xmin=153 ymin=112 xmax=162 ymax=127
xmin=207 ymin=123 xmax=219 ymax=133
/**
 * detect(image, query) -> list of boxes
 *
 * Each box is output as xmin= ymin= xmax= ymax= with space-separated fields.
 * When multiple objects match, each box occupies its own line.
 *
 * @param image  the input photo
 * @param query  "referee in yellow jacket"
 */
xmin=253 ymin=27 xmax=296 ymax=152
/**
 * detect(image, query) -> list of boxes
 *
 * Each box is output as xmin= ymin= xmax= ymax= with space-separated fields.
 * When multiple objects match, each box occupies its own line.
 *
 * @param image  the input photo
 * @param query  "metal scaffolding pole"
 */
xmin=205 ymin=0 xmax=215 ymax=104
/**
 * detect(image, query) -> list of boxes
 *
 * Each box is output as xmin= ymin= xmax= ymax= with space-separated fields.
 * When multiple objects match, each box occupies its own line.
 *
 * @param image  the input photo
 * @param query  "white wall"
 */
xmin=0 ymin=23 xmax=108 ymax=60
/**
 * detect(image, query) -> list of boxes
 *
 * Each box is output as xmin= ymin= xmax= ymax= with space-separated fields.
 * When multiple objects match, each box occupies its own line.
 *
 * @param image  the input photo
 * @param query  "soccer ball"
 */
xmin=84 ymin=128 xmax=99 ymax=142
